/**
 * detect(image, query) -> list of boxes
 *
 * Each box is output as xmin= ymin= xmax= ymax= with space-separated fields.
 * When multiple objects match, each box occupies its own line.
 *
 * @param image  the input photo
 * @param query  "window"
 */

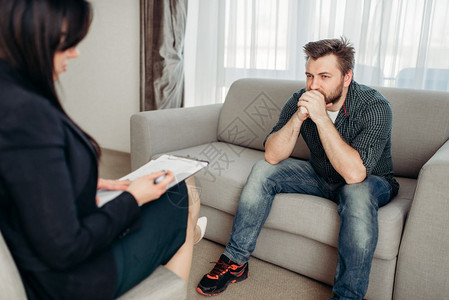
xmin=185 ymin=0 xmax=449 ymax=107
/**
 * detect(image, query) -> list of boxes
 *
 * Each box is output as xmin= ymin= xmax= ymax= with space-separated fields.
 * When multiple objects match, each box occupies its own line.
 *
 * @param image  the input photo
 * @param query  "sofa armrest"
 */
xmin=394 ymin=139 xmax=449 ymax=299
xmin=0 ymin=232 xmax=27 ymax=299
xmin=130 ymin=104 xmax=222 ymax=170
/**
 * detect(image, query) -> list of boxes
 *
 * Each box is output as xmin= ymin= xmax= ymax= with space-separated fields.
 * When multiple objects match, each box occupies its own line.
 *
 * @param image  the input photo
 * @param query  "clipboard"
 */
xmin=96 ymin=154 xmax=209 ymax=206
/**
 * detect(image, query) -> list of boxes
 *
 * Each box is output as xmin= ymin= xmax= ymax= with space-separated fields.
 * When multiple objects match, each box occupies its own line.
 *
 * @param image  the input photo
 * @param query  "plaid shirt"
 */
xmin=266 ymin=81 xmax=399 ymax=195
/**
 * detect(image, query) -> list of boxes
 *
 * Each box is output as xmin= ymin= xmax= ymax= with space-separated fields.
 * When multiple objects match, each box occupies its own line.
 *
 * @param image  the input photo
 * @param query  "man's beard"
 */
xmin=323 ymin=80 xmax=344 ymax=104
xmin=306 ymin=78 xmax=345 ymax=104
xmin=324 ymin=89 xmax=342 ymax=104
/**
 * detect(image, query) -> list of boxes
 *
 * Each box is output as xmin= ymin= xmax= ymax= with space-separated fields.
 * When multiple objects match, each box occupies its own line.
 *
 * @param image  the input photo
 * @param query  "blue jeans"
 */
xmin=223 ymin=159 xmax=392 ymax=300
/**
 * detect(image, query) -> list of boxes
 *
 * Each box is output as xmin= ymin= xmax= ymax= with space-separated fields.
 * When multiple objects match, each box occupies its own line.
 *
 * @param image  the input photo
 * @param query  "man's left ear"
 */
xmin=344 ymin=69 xmax=353 ymax=87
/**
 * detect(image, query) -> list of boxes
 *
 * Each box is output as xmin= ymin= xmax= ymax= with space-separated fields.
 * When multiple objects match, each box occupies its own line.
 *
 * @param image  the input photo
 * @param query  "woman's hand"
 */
xmin=126 ymin=171 xmax=175 ymax=206
xmin=97 ymin=178 xmax=131 ymax=191
xmin=96 ymin=178 xmax=131 ymax=206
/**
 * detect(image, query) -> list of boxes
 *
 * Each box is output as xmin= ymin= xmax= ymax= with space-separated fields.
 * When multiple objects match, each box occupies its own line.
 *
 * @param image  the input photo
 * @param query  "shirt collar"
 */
xmin=334 ymin=80 xmax=358 ymax=128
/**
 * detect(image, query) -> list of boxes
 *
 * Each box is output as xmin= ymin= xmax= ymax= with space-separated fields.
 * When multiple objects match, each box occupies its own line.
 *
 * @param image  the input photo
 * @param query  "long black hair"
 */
xmin=0 ymin=0 xmax=101 ymax=156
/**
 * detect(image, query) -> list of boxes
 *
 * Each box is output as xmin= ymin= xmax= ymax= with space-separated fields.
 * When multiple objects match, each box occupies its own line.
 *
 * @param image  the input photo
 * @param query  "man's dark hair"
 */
xmin=303 ymin=37 xmax=355 ymax=76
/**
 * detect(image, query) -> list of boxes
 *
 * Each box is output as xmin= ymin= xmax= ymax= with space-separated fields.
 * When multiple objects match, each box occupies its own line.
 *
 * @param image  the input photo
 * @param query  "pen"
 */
xmin=154 ymin=170 xmax=167 ymax=184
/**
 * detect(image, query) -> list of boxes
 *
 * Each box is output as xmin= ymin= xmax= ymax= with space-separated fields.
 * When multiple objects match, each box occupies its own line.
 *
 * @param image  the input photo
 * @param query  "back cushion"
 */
xmin=377 ymin=87 xmax=449 ymax=177
xmin=218 ymin=78 xmax=449 ymax=178
xmin=217 ymin=78 xmax=310 ymax=159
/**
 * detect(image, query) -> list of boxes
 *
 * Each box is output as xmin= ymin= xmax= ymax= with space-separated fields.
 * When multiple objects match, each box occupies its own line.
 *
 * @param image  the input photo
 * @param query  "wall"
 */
xmin=59 ymin=0 xmax=140 ymax=153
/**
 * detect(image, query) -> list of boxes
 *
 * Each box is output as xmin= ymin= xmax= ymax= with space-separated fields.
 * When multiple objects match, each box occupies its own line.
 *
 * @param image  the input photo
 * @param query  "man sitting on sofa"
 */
xmin=196 ymin=37 xmax=399 ymax=300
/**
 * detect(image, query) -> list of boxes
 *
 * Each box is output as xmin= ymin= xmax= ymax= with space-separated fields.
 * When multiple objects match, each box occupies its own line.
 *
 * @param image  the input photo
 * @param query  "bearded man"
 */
xmin=197 ymin=37 xmax=399 ymax=300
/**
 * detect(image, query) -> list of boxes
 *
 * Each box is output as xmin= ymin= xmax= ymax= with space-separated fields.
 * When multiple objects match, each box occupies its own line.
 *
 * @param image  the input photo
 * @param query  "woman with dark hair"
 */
xmin=0 ymin=0 xmax=205 ymax=299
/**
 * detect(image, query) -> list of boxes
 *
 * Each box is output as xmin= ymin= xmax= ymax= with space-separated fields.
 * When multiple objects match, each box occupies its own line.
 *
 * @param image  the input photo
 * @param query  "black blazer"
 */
xmin=0 ymin=60 xmax=141 ymax=299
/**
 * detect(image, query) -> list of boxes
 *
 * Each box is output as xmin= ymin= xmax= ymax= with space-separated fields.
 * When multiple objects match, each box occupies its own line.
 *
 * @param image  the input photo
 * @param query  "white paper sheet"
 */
xmin=96 ymin=154 xmax=208 ymax=206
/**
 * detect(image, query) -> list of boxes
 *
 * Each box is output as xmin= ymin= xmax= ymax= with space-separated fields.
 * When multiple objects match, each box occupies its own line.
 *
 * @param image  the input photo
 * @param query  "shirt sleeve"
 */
xmin=263 ymin=89 xmax=304 ymax=147
xmin=350 ymin=100 xmax=393 ymax=175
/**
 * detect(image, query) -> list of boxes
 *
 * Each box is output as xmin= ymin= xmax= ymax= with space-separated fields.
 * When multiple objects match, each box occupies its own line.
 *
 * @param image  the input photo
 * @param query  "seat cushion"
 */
xmin=164 ymin=142 xmax=414 ymax=260
xmin=264 ymin=176 xmax=414 ymax=260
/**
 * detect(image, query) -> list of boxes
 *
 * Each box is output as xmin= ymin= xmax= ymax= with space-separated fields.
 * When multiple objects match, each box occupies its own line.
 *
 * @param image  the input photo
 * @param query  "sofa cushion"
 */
xmin=377 ymin=87 xmax=449 ymax=178
xmin=164 ymin=143 xmax=414 ymax=260
xmin=166 ymin=142 xmax=264 ymax=214
xmin=265 ymin=176 xmax=414 ymax=260
xmin=217 ymin=79 xmax=310 ymax=160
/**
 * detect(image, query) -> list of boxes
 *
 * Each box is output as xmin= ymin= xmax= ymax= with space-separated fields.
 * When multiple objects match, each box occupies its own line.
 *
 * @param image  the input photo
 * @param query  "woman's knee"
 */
xmin=185 ymin=177 xmax=201 ymax=209
xmin=163 ymin=181 xmax=189 ymax=208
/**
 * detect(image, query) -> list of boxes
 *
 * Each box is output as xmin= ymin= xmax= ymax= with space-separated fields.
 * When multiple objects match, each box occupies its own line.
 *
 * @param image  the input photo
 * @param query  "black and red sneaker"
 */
xmin=196 ymin=254 xmax=249 ymax=296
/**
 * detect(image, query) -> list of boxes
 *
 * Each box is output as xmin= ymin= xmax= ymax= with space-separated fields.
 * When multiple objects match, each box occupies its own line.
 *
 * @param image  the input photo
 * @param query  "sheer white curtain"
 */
xmin=185 ymin=0 xmax=449 ymax=107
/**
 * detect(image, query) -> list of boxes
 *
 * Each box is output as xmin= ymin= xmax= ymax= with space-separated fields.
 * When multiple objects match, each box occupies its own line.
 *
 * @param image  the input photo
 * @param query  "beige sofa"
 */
xmin=130 ymin=78 xmax=449 ymax=299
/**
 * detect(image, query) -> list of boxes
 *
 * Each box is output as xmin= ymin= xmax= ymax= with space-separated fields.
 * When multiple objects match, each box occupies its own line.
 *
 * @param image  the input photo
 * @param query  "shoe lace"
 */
xmin=208 ymin=260 xmax=238 ymax=278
